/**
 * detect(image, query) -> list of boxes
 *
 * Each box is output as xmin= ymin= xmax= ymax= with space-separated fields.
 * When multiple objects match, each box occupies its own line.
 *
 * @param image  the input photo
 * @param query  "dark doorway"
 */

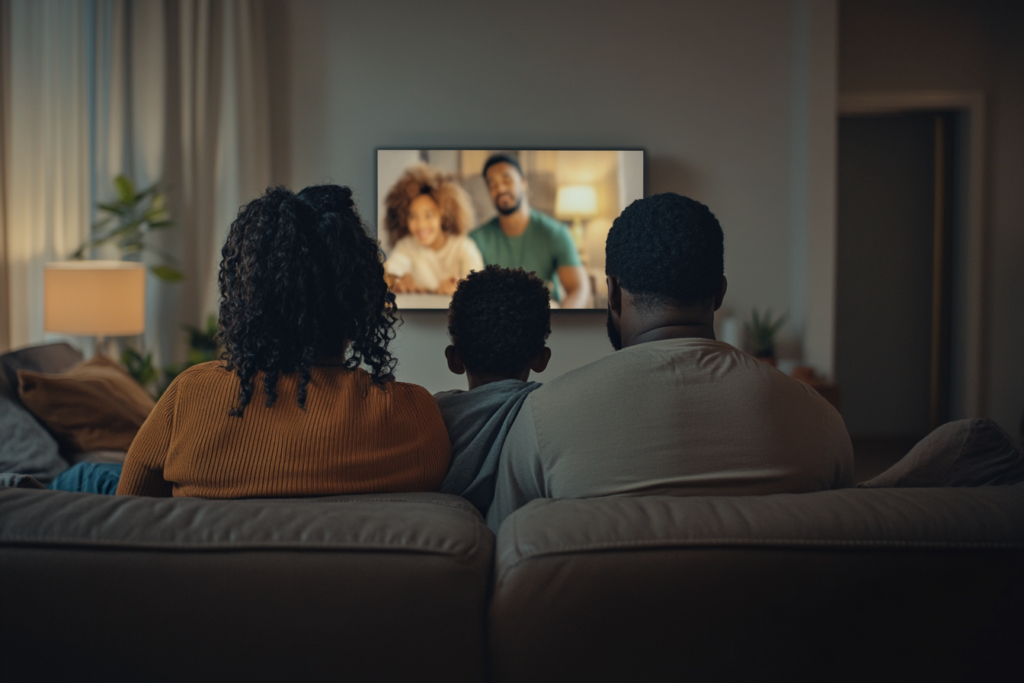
xmin=836 ymin=112 xmax=957 ymax=445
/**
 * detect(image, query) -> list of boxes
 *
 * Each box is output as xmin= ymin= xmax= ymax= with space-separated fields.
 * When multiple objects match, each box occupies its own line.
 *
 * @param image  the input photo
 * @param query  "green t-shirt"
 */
xmin=469 ymin=210 xmax=581 ymax=301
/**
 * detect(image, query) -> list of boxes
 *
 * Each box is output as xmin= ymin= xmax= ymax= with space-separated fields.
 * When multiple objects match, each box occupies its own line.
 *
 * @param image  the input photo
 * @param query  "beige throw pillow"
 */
xmin=17 ymin=353 xmax=155 ymax=453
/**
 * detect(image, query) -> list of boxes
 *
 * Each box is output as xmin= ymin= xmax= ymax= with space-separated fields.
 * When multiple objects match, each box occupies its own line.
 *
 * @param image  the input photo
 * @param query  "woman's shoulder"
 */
xmin=328 ymin=368 xmax=430 ymax=400
xmin=371 ymin=378 xmax=435 ymax=404
xmin=177 ymin=360 xmax=230 ymax=378
xmin=167 ymin=361 xmax=232 ymax=392
xmin=350 ymin=376 xmax=444 ymax=426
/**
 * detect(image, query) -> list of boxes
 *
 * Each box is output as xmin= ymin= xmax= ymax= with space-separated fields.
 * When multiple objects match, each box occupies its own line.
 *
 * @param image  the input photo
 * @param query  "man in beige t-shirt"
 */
xmin=486 ymin=193 xmax=854 ymax=531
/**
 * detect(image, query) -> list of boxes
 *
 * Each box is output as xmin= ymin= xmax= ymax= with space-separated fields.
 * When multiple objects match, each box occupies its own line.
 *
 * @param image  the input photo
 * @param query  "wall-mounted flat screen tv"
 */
xmin=377 ymin=149 xmax=644 ymax=310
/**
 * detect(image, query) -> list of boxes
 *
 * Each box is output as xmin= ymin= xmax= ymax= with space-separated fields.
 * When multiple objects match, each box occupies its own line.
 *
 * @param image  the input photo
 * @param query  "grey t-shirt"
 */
xmin=434 ymin=380 xmax=541 ymax=516
xmin=486 ymin=338 xmax=854 ymax=531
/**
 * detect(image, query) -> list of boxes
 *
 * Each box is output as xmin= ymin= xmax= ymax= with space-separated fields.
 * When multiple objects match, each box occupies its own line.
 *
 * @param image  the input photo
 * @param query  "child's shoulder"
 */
xmin=434 ymin=380 xmax=541 ymax=409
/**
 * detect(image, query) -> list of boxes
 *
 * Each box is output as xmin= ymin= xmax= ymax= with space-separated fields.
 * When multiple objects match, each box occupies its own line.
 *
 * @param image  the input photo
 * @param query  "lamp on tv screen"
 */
xmin=377 ymin=149 xmax=644 ymax=310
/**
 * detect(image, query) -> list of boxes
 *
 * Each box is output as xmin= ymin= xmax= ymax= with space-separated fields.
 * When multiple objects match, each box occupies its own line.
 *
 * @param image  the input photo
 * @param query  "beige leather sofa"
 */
xmin=2 ymin=484 xmax=1022 ymax=682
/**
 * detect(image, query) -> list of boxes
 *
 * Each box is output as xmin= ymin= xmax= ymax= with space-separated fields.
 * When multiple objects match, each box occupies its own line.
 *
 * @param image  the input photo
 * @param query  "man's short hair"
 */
xmin=482 ymin=153 xmax=523 ymax=180
xmin=448 ymin=265 xmax=550 ymax=377
xmin=605 ymin=193 xmax=724 ymax=309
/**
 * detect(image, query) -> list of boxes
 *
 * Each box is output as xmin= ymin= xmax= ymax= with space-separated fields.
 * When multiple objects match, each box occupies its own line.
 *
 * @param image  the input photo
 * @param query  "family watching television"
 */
xmin=42 ymin=180 xmax=866 ymax=538
xmin=377 ymin=149 xmax=645 ymax=309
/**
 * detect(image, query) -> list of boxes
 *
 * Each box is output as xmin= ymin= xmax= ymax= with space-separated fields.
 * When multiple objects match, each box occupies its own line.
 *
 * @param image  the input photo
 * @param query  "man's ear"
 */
xmin=713 ymin=276 xmax=728 ymax=311
xmin=529 ymin=346 xmax=551 ymax=374
xmin=607 ymin=275 xmax=622 ymax=316
xmin=444 ymin=345 xmax=466 ymax=375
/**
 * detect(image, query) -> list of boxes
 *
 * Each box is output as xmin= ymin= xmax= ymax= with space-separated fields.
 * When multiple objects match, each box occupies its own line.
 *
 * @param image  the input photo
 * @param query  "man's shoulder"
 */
xmin=529 ymin=339 xmax=792 ymax=406
xmin=527 ymin=349 xmax=630 ymax=406
xmin=528 ymin=210 xmax=570 ymax=236
xmin=471 ymin=218 xmax=501 ymax=237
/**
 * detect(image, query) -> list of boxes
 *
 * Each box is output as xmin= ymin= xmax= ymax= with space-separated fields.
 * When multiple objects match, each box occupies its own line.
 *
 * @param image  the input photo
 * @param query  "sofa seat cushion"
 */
xmin=490 ymin=488 xmax=1024 ymax=683
xmin=0 ymin=489 xmax=493 ymax=683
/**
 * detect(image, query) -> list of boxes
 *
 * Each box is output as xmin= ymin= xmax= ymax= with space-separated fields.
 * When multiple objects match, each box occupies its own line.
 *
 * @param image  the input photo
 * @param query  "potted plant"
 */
xmin=745 ymin=308 xmax=786 ymax=366
xmin=160 ymin=315 xmax=222 ymax=393
xmin=73 ymin=174 xmax=183 ymax=282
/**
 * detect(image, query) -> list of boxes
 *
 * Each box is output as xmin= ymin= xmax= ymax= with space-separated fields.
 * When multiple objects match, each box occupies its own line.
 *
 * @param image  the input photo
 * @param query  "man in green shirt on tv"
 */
xmin=470 ymin=153 xmax=592 ymax=308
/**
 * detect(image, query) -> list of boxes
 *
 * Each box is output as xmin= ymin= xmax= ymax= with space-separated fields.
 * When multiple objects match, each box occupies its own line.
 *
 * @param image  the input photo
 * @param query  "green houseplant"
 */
xmin=745 ymin=308 xmax=786 ymax=364
xmin=161 ymin=315 xmax=222 ymax=392
xmin=73 ymin=174 xmax=183 ymax=282
xmin=121 ymin=317 xmax=222 ymax=399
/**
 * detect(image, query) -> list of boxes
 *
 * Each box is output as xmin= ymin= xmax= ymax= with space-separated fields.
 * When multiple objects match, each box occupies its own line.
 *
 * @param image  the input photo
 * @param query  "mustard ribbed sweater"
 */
xmin=116 ymin=362 xmax=451 ymax=498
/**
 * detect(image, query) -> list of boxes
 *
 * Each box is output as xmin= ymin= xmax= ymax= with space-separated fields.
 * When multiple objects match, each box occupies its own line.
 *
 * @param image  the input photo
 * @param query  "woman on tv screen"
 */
xmin=383 ymin=164 xmax=484 ymax=295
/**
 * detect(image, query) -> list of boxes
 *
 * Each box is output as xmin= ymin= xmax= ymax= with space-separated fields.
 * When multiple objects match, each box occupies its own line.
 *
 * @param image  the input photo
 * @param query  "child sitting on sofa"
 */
xmin=435 ymin=265 xmax=551 ymax=516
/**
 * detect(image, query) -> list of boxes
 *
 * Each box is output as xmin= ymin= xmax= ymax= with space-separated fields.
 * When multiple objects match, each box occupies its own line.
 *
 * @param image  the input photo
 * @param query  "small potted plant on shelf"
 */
xmin=745 ymin=308 xmax=786 ymax=366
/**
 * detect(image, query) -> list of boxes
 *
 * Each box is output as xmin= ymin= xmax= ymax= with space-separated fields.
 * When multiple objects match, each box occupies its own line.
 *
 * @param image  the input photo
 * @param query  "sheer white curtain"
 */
xmin=1 ymin=0 xmax=272 ymax=365
xmin=169 ymin=0 xmax=271 ymax=363
xmin=4 ymin=0 xmax=92 ymax=352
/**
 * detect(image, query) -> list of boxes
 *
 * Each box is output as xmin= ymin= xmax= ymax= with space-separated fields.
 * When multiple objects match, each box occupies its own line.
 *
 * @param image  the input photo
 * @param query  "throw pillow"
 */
xmin=0 ymin=393 xmax=68 ymax=483
xmin=17 ymin=353 xmax=156 ymax=453
xmin=857 ymin=418 xmax=1024 ymax=488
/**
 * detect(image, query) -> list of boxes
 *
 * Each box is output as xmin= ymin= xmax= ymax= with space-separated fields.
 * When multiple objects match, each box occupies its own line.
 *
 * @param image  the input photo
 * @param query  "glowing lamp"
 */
xmin=555 ymin=185 xmax=598 ymax=265
xmin=44 ymin=261 xmax=146 ymax=341
xmin=555 ymin=185 xmax=598 ymax=219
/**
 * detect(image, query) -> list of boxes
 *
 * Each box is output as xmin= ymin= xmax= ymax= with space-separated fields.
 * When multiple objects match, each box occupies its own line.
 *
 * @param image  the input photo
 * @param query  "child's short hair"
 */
xmin=448 ymin=265 xmax=551 ymax=378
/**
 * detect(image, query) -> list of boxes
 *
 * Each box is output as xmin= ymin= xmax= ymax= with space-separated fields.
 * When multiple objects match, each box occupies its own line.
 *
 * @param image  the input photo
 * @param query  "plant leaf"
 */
xmin=137 ymin=182 xmax=160 ymax=199
xmin=96 ymin=201 xmax=129 ymax=215
xmin=114 ymin=174 xmax=136 ymax=204
xmin=150 ymin=265 xmax=184 ymax=282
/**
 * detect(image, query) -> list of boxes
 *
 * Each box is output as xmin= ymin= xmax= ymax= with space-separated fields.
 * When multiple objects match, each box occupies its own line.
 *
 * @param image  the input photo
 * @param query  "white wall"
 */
xmin=282 ymin=0 xmax=838 ymax=393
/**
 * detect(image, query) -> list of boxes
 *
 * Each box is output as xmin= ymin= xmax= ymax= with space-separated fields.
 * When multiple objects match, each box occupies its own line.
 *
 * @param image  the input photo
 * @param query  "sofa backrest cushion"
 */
xmin=0 ymin=489 xmax=493 ymax=683
xmin=489 ymin=488 xmax=1024 ymax=683
xmin=0 ymin=342 xmax=83 ymax=400
xmin=0 ymin=393 xmax=66 ymax=484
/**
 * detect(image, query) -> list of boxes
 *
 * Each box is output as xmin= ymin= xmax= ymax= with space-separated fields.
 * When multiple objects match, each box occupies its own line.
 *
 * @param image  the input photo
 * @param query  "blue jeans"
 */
xmin=47 ymin=463 xmax=123 ymax=495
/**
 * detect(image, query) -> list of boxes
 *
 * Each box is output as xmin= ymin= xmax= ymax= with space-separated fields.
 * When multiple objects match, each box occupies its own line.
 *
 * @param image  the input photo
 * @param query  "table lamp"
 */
xmin=44 ymin=261 xmax=146 ymax=355
xmin=555 ymin=185 xmax=598 ymax=265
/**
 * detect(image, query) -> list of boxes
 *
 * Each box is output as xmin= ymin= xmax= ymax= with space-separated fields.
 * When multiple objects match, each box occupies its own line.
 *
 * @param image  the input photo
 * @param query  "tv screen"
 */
xmin=377 ymin=149 xmax=644 ymax=310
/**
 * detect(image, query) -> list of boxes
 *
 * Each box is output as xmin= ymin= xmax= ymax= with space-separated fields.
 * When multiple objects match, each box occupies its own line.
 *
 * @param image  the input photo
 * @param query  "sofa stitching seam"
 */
xmin=497 ymin=536 xmax=1024 ymax=574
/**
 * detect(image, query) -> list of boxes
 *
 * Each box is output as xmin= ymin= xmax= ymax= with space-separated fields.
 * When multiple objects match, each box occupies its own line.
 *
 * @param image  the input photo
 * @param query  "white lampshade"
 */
xmin=44 ymin=261 xmax=146 ymax=336
xmin=555 ymin=185 xmax=598 ymax=218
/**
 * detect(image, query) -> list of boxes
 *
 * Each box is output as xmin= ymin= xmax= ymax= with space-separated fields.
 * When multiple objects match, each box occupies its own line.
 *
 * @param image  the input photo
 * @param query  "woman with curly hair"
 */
xmin=383 ymin=164 xmax=484 ymax=295
xmin=116 ymin=184 xmax=451 ymax=498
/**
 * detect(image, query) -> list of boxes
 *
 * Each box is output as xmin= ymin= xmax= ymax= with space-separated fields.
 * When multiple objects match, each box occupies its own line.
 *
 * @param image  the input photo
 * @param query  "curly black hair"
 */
xmin=605 ymin=193 xmax=724 ymax=309
xmin=217 ymin=184 xmax=398 ymax=417
xmin=448 ymin=265 xmax=551 ymax=378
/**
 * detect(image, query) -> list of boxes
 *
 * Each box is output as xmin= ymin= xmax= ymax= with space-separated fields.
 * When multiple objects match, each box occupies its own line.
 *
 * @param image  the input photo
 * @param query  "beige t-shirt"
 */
xmin=486 ymin=338 xmax=854 ymax=531
xmin=384 ymin=234 xmax=484 ymax=291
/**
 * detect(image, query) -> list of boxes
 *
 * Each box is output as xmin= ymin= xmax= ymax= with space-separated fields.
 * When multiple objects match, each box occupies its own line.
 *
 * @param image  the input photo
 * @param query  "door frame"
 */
xmin=838 ymin=91 xmax=987 ymax=417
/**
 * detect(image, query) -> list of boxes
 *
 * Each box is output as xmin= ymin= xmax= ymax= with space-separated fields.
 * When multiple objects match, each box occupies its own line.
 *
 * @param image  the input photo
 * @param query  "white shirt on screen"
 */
xmin=385 ymin=234 xmax=484 ymax=291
